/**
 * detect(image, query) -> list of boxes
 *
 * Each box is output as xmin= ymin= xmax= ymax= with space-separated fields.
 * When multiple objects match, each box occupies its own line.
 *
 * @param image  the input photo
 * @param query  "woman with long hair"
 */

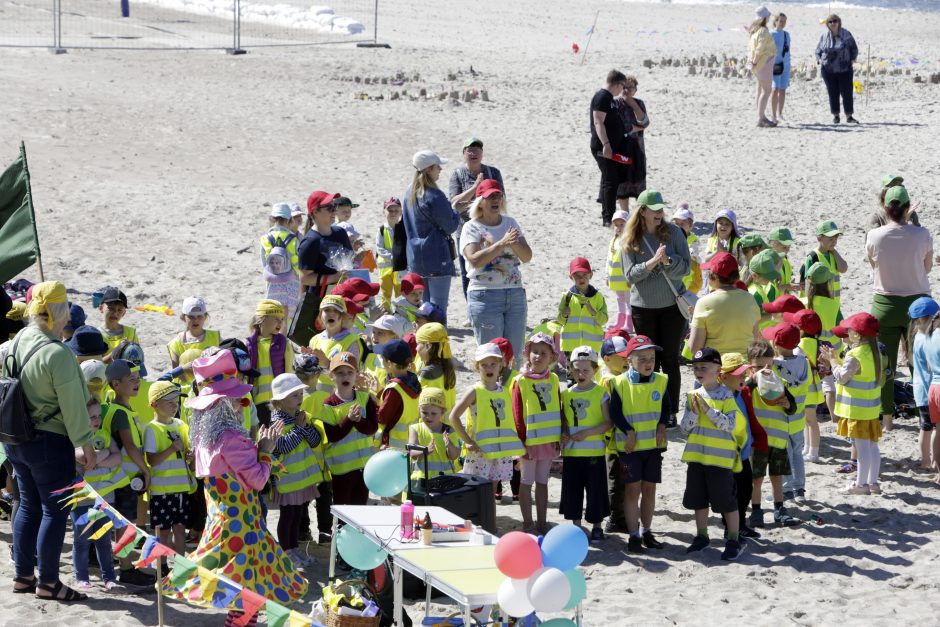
xmin=748 ymin=6 xmax=778 ymax=127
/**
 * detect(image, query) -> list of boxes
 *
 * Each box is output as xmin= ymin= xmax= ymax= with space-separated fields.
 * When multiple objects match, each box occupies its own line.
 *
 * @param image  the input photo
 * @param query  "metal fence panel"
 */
xmin=0 ymin=0 xmax=56 ymax=47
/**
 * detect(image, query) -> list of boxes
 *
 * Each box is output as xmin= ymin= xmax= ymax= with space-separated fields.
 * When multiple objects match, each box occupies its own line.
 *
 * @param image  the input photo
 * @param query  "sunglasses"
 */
xmin=320 ymin=205 xmax=337 ymax=212
xmin=827 ymin=19 xmax=839 ymax=24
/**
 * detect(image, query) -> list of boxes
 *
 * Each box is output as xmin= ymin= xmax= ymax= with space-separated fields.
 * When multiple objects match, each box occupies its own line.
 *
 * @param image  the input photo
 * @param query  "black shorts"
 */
xmin=112 ymin=485 xmax=138 ymax=521
xmin=682 ymin=463 xmax=737 ymax=514
xmin=751 ymin=447 xmax=791 ymax=477
xmin=619 ymin=449 xmax=663 ymax=484
xmin=919 ymin=406 xmax=935 ymax=432
xmin=150 ymin=492 xmax=188 ymax=529
xmin=559 ymin=456 xmax=611 ymax=524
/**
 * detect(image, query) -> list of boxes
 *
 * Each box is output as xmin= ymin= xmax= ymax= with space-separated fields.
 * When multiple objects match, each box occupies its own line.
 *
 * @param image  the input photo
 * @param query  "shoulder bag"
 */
xmin=773 ymin=32 xmax=789 ymax=76
xmin=642 ymin=237 xmax=694 ymax=320
xmin=0 ymin=335 xmax=59 ymax=445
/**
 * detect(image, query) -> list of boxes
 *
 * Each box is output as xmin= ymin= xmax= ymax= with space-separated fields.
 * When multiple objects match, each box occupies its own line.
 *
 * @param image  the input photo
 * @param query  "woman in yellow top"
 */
xmin=748 ymin=6 xmax=778 ymax=128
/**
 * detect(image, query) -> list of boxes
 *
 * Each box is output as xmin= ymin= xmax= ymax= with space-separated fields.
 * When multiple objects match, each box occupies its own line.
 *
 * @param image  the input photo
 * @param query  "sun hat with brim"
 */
xmin=375 ymin=339 xmax=413 ymax=367
xmin=832 ymin=312 xmax=880 ymax=339
xmin=612 ymin=209 xmax=630 ymax=223
xmin=372 ymin=314 xmax=409 ymax=338
xmin=636 ymin=189 xmax=667 ymax=211
xmin=331 ymin=196 xmax=360 ymax=209
xmin=105 ymin=359 xmax=138 ymax=383
xmin=884 ymin=185 xmax=910 ymax=206
xmin=715 ymin=209 xmax=738 ymax=232
xmin=815 ymin=220 xmax=841 ymax=237
xmin=767 ymin=227 xmax=795 ymax=246
xmin=805 ymin=262 xmax=834 ymax=285
xmin=182 ymin=296 xmax=207 ymax=316
xmin=66 ymin=325 xmax=110 ymax=357
xmin=329 ymin=352 xmax=359 ymax=373
xmin=755 ymin=5 xmax=771 ymax=18
xmin=691 ymin=347 xmax=722 ymax=365
xmin=672 ymin=206 xmax=694 ymax=222
xmin=908 ymin=296 xmax=940 ymax=320
xmin=720 ymin=353 xmax=750 ymax=376
xmin=749 ymin=249 xmax=781 ymax=281
xmin=319 ymin=295 xmax=347 ymax=314
xmin=186 ymin=351 xmax=253 ymax=410
xmin=524 ymin=332 xmax=557 ymax=357
xmin=64 ymin=303 xmax=86 ymax=333
xmin=80 ymin=359 xmax=107 ymax=386
xmin=149 ymin=381 xmax=181 ymax=405
xmin=270 ymin=203 xmax=292 ymax=220
xmin=271 ymin=373 xmax=308 ymax=401
xmin=740 ymin=234 xmax=767 ymax=249
xmin=880 ymin=174 xmax=904 ymax=188
xmin=475 ymin=179 xmax=503 ymax=199
xmin=462 ymin=137 xmax=484 ymax=150
xmin=113 ymin=342 xmax=149 ymax=377
xmin=293 ymin=354 xmax=323 ymax=376
xmin=600 ymin=335 xmax=630 ymax=358
xmin=569 ymin=345 xmax=599 ymax=364
xmin=474 ymin=343 xmax=504 ymax=363
xmin=306 ymin=190 xmax=340 ymax=214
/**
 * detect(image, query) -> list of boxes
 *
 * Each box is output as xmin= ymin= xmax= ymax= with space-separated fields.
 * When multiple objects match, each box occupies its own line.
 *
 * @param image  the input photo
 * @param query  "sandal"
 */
xmin=12 ymin=576 xmax=36 ymax=594
xmin=36 ymin=580 xmax=88 ymax=602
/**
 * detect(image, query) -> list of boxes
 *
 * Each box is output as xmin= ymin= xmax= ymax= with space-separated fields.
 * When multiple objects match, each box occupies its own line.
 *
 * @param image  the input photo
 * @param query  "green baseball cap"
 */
xmin=815 ymin=220 xmax=841 ymax=237
xmin=884 ymin=185 xmax=910 ymax=206
xmin=740 ymin=234 xmax=768 ymax=249
xmin=880 ymin=174 xmax=904 ymax=188
xmin=636 ymin=189 xmax=667 ymax=211
xmin=806 ymin=261 xmax=834 ymax=285
xmin=462 ymin=137 xmax=484 ymax=150
xmin=749 ymin=249 xmax=781 ymax=281
xmin=768 ymin=227 xmax=795 ymax=246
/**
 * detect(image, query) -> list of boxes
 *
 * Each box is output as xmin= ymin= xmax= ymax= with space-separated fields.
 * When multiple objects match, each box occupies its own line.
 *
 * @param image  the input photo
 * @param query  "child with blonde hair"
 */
xmin=309 ymin=295 xmax=363 ymax=391
xmin=415 ymin=322 xmax=457 ymax=412
xmin=246 ymin=300 xmax=294 ymax=427
xmin=909 ymin=297 xmax=940 ymax=478
xmin=166 ymin=297 xmax=220 ymax=368
xmin=261 ymin=203 xmax=301 ymax=320
xmin=606 ymin=209 xmax=633 ymax=332
xmin=408 ymin=388 xmax=460 ymax=486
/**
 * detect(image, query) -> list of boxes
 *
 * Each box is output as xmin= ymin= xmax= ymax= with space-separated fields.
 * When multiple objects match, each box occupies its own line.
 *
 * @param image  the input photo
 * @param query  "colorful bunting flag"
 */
xmin=210 ymin=579 xmax=241 ymax=609
xmin=88 ymin=520 xmax=114 ymax=541
xmin=171 ymin=555 xmax=198 ymax=587
xmin=266 ymin=599 xmax=292 ymax=627
xmin=289 ymin=611 xmax=312 ymax=627
xmin=234 ymin=589 xmax=266 ymax=626
xmin=113 ymin=525 xmax=140 ymax=558
xmin=138 ymin=542 xmax=175 ymax=569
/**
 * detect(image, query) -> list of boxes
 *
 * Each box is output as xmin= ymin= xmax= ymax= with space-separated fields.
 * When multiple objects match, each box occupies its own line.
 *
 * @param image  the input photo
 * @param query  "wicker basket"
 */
xmin=324 ymin=579 xmax=382 ymax=627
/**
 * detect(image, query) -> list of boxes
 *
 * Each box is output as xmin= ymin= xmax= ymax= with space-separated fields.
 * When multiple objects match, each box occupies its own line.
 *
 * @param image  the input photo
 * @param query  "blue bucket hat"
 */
xmin=908 ymin=296 xmax=939 ymax=320
xmin=66 ymin=325 xmax=110 ymax=357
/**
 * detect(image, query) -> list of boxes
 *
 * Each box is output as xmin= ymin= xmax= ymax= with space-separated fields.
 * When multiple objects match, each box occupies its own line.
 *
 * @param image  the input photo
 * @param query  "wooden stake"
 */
xmin=866 ymin=44 xmax=871 ymax=109
xmin=580 ymin=11 xmax=600 ymax=67
xmin=156 ymin=558 xmax=165 ymax=627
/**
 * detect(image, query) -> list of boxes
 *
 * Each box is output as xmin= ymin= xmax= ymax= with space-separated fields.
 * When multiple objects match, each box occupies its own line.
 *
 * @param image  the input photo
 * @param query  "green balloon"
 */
xmin=336 ymin=526 xmax=387 ymax=570
xmin=563 ymin=568 xmax=586 ymax=610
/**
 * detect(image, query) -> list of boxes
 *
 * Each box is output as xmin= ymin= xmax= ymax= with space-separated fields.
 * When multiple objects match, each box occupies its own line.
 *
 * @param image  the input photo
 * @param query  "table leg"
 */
xmin=576 ymin=601 xmax=583 ymax=626
xmin=328 ymin=516 xmax=338 ymax=581
xmin=424 ymin=576 xmax=432 ymax=617
xmin=393 ymin=562 xmax=403 ymax=626
xmin=463 ymin=603 xmax=472 ymax=626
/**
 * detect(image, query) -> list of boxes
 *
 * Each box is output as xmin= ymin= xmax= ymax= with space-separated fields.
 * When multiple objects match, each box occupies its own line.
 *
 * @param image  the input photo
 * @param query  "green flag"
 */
xmin=0 ymin=144 xmax=41 ymax=284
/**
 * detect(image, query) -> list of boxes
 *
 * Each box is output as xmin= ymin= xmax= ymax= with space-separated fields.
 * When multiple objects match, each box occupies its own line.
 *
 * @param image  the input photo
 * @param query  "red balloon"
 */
xmin=494 ymin=531 xmax=543 ymax=579
xmin=571 ymin=43 xmax=580 ymax=54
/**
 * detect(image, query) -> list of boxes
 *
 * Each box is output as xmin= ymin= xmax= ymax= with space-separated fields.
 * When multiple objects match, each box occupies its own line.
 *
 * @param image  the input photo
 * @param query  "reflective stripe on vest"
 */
xmin=607 ymin=238 xmax=629 ymax=292
xmin=275 ymin=421 xmax=326 ymax=493
xmin=323 ymin=391 xmax=374 ymax=475
xmin=311 ymin=331 xmax=361 ymax=390
xmin=559 ymin=292 xmax=606 ymax=352
xmin=562 ymin=384 xmax=609 ymax=457
xmin=834 ymin=344 xmax=881 ymax=420
xmin=84 ymin=427 xmax=130 ymax=498
xmin=815 ymin=250 xmax=841 ymax=301
xmin=364 ymin=353 xmax=389 ymax=393
xmin=750 ymin=370 xmax=790 ymax=450
xmin=146 ymin=420 xmax=196 ymax=495
xmin=680 ymin=393 xmax=743 ymax=471
xmin=385 ymin=383 xmax=419 ymax=449
xmin=101 ymin=325 xmax=137 ymax=352
xmin=780 ymin=256 xmax=792 ymax=286
xmin=254 ymin=337 xmax=276 ymax=404
xmin=377 ymin=226 xmax=395 ymax=275
xmin=418 ymin=373 xmax=456 ymax=412
xmin=102 ymin=403 xmax=145 ymax=478
xmin=473 ymin=384 xmax=525 ymax=459
xmin=409 ymin=422 xmax=457 ymax=479
xmin=515 ymin=374 xmax=562 ymax=446
xmin=613 ymin=372 xmax=667 ymax=453
xmin=167 ymin=329 xmax=220 ymax=363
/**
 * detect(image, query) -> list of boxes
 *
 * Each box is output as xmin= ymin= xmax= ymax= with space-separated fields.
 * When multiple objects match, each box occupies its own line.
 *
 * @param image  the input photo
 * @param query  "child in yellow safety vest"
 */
xmin=376 ymin=198 xmax=404 ymax=311
xmin=363 ymin=314 xmax=409 ymax=395
xmin=511 ymin=333 xmax=563 ymax=535
xmin=408 ymin=388 xmax=460 ymax=487
xmin=606 ymin=210 xmax=634 ymax=333
xmin=167 ymin=296 xmax=220 ymax=368
xmin=599 ymin=334 xmax=631 ymax=533
xmin=294 ymin=354 xmax=333 ymax=544
xmin=269 ymin=373 xmax=326 ymax=566
xmin=247 ymin=299 xmax=294 ymax=427
xmin=748 ymin=249 xmax=782 ymax=330
xmin=261 ymin=203 xmax=302 ymax=321
xmin=767 ymin=227 xmax=798 ymax=293
xmin=701 ymin=209 xmax=742 ymax=292
xmin=800 ymin=220 xmax=847 ymax=311
xmin=672 ymin=203 xmax=703 ymax=296
xmin=785 ymin=309 xmax=825 ymax=463
xmin=451 ymin=343 xmax=524 ymax=494
xmin=824 ymin=313 xmax=885 ymax=495
xmin=415 ymin=322 xmax=457 ymax=413
xmin=745 ymin=340 xmax=801 ymax=529
xmin=309 ymin=295 xmax=364 ymax=392
xmin=679 ymin=347 xmax=748 ymax=561
xmin=609 ymin=336 xmax=669 ymax=553
xmin=559 ymin=346 xmax=612 ymax=543
xmin=803 ymin=261 xmax=843 ymax=420
xmin=144 ymin=381 xmax=196 ymax=557
xmin=96 ymin=286 xmax=139 ymax=358
xmin=72 ymin=397 xmax=121 ymax=592
xmin=557 ymin=257 xmax=608 ymax=360
xmin=392 ymin=273 xmax=426 ymax=323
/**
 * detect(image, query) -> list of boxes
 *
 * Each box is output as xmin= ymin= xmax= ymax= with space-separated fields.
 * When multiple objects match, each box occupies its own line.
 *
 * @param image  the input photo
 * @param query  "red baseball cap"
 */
xmin=490 ymin=337 xmax=514 ymax=363
xmin=832 ymin=312 xmax=880 ymax=339
xmin=701 ymin=252 xmax=739 ymax=279
xmin=343 ymin=297 xmax=365 ymax=316
xmin=475 ymin=179 xmax=503 ymax=199
xmin=306 ymin=190 xmax=340 ymax=214
xmin=383 ymin=197 xmax=402 ymax=209
xmin=761 ymin=322 xmax=801 ymax=350
xmin=783 ymin=310 xmax=822 ymax=336
xmin=763 ymin=294 xmax=805 ymax=315
xmin=403 ymin=332 xmax=418 ymax=357
xmin=334 ymin=278 xmax=380 ymax=300
xmin=401 ymin=273 xmax=426 ymax=295
xmin=625 ymin=334 xmax=662 ymax=357
xmin=569 ymin=257 xmax=593 ymax=276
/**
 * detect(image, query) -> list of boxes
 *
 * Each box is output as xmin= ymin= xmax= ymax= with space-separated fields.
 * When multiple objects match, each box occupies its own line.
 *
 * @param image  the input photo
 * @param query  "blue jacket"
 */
xmin=402 ymin=185 xmax=460 ymax=278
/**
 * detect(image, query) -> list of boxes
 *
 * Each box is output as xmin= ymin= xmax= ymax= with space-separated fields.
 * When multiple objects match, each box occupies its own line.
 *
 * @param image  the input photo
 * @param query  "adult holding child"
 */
xmin=448 ymin=137 xmax=506 ymax=297
xmin=866 ymin=185 xmax=933 ymax=430
xmin=748 ymin=6 xmax=778 ymax=128
xmin=815 ymin=13 xmax=859 ymax=124
xmin=403 ymin=150 xmax=462 ymax=323
xmin=621 ymin=190 xmax=692 ymax=425
xmin=461 ymin=179 xmax=533 ymax=363
xmin=2 ymin=281 xmax=96 ymax=602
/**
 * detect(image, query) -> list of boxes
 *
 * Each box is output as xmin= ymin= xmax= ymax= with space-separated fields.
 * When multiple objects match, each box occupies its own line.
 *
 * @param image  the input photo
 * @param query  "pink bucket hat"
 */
xmin=186 ymin=350 xmax=253 ymax=410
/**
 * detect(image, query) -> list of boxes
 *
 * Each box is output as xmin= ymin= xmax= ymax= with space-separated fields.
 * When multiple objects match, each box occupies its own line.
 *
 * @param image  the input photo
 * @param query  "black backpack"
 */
xmin=0 ymin=335 xmax=57 ymax=445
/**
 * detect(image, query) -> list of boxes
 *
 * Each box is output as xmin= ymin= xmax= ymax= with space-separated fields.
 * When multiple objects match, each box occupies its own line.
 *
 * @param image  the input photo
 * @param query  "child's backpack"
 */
xmin=264 ymin=233 xmax=295 ymax=278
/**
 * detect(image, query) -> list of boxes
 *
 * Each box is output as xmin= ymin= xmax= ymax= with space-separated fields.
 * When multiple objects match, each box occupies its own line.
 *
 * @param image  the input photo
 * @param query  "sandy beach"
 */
xmin=2 ymin=0 xmax=940 ymax=623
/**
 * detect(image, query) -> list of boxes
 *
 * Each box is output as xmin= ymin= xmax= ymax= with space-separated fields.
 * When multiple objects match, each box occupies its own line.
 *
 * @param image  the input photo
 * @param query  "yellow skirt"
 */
xmin=837 ymin=417 xmax=883 ymax=443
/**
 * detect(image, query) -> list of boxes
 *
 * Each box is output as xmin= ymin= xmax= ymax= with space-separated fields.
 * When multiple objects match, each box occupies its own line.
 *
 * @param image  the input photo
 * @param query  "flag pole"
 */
xmin=580 ymin=11 xmax=600 ymax=67
xmin=156 ymin=557 xmax=165 ymax=627
xmin=18 ymin=142 xmax=44 ymax=282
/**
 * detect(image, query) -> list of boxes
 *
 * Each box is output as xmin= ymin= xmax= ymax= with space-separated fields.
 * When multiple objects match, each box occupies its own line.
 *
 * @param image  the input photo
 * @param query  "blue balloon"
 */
xmin=363 ymin=449 xmax=409 ymax=497
xmin=540 ymin=525 xmax=588 ymax=571
xmin=563 ymin=569 xmax=586 ymax=609
xmin=539 ymin=619 xmax=576 ymax=627
xmin=336 ymin=526 xmax=387 ymax=570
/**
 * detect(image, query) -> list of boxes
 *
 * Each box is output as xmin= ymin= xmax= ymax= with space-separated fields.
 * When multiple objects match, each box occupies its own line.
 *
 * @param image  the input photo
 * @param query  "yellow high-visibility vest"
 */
xmin=322 ymin=391 xmax=374 ymax=476
xmin=471 ymin=383 xmax=524 ymax=460
xmin=561 ymin=383 xmax=608 ymax=458
xmin=145 ymin=419 xmax=196 ymax=495
xmin=612 ymin=372 xmax=667 ymax=453
xmin=681 ymin=390 xmax=745 ymax=471
xmin=834 ymin=344 xmax=882 ymax=421
xmin=409 ymin=422 xmax=458 ymax=479
xmin=514 ymin=374 xmax=562 ymax=446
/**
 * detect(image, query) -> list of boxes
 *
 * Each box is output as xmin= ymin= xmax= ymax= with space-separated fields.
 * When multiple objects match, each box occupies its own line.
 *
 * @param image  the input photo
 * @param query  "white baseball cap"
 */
xmin=372 ymin=314 xmax=409 ymax=338
xmin=80 ymin=359 xmax=107 ymax=385
xmin=271 ymin=373 xmax=308 ymax=401
xmin=290 ymin=203 xmax=304 ymax=218
xmin=182 ymin=296 xmax=207 ymax=316
xmin=569 ymin=345 xmax=599 ymax=364
xmin=673 ymin=203 xmax=694 ymax=222
xmin=474 ymin=343 xmax=504 ymax=363
xmin=755 ymin=5 xmax=771 ymax=19
xmin=412 ymin=150 xmax=448 ymax=171
xmin=612 ymin=209 xmax=630 ymax=223
xmin=270 ymin=202 xmax=292 ymax=220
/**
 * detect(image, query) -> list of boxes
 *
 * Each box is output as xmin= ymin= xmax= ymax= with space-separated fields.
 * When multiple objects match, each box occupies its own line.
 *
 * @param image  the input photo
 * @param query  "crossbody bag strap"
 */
xmin=414 ymin=196 xmax=452 ymax=239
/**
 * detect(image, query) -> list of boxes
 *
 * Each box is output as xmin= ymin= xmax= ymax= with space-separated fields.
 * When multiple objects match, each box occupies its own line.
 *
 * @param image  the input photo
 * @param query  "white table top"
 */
xmin=331 ymin=504 xmax=466 ymax=528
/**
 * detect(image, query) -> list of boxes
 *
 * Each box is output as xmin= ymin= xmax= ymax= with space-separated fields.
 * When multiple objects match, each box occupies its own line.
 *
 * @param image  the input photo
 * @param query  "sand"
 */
xmin=2 ymin=0 xmax=940 ymax=624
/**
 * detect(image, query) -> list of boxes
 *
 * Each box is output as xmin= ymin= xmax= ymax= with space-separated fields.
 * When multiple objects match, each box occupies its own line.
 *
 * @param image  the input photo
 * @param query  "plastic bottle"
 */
xmin=400 ymin=500 xmax=415 ymax=539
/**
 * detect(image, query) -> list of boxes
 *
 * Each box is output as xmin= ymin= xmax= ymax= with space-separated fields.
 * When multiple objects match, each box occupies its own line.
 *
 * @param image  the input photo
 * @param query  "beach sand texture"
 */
xmin=1 ymin=0 xmax=940 ymax=624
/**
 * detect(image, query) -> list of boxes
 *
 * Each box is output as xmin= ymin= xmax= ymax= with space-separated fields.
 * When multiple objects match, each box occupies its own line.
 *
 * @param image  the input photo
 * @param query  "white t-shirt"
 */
xmin=865 ymin=223 xmax=932 ymax=297
xmin=459 ymin=216 xmax=525 ymax=291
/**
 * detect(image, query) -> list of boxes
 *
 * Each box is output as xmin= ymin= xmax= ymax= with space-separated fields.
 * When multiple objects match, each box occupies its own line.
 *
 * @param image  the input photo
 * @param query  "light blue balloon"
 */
xmin=539 ymin=619 xmax=576 ymax=627
xmin=336 ymin=525 xmax=387 ymax=570
xmin=563 ymin=569 xmax=586 ymax=610
xmin=363 ymin=449 xmax=409 ymax=497
xmin=540 ymin=525 xmax=589 ymax=571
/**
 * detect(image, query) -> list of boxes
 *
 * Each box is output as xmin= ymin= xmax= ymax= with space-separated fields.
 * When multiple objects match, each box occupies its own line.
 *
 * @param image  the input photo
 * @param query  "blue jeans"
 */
xmin=783 ymin=430 xmax=806 ymax=493
xmin=4 ymin=430 xmax=78 ymax=583
xmin=467 ymin=288 xmax=528 ymax=367
xmin=421 ymin=275 xmax=453 ymax=325
xmin=71 ymin=506 xmax=116 ymax=583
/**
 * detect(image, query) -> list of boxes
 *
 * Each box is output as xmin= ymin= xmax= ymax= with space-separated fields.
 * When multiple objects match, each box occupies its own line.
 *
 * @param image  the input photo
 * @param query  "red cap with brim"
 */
xmin=832 ymin=312 xmax=880 ymax=338
xmin=761 ymin=322 xmax=801 ymax=350
xmin=569 ymin=257 xmax=592 ymax=275
xmin=306 ymin=190 xmax=340 ymax=214
xmin=702 ymin=252 xmax=739 ymax=279
xmin=763 ymin=294 xmax=805 ymax=315
xmin=783 ymin=310 xmax=823 ymax=336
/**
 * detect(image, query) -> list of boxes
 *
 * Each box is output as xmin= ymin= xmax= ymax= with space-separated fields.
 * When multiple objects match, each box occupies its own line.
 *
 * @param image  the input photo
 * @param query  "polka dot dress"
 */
xmin=162 ymin=474 xmax=308 ymax=608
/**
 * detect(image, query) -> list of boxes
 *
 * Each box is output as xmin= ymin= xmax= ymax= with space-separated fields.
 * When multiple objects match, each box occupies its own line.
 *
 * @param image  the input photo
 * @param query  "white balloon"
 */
xmin=497 ymin=577 xmax=535 ymax=618
xmin=526 ymin=567 xmax=572 ymax=613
